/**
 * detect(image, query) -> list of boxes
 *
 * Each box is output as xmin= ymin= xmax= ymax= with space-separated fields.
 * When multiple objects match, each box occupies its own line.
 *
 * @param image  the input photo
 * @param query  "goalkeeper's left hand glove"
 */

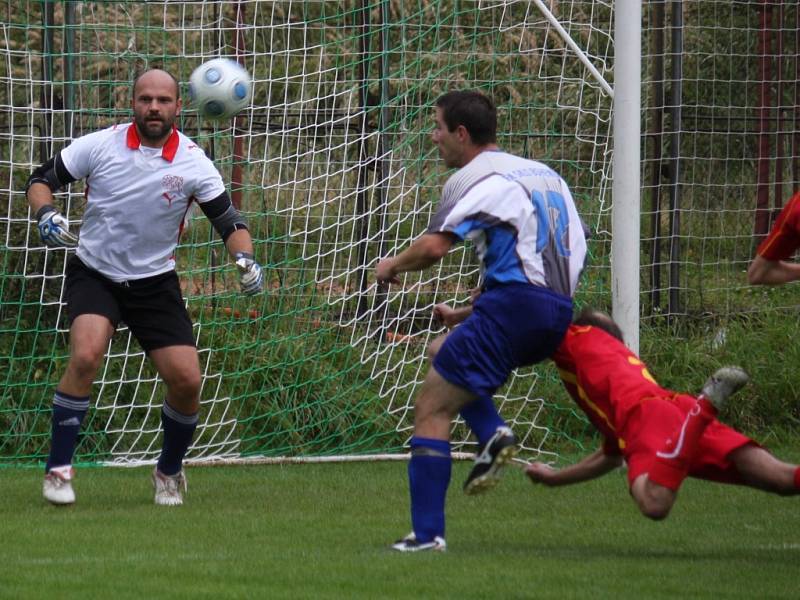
xmin=234 ymin=252 xmax=264 ymax=295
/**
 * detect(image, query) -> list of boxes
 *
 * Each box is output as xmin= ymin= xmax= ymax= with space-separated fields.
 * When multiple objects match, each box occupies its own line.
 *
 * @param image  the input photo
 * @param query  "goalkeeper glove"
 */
xmin=234 ymin=252 xmax=264 ymax=295
xmin=36 ymin=205 xmax=78 ymax=248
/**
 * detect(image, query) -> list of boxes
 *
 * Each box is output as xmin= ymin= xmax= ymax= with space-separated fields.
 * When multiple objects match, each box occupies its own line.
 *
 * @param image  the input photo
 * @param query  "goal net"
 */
xmin=641 ymin=1 xmax=800 ymax=322
xmin=1 ymin=0 xmax=615 ymax=465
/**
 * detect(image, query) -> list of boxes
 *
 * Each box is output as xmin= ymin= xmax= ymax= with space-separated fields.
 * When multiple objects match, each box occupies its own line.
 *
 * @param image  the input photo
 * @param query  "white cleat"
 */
xmin=701 ymin=366 xmax=749 ymax=410
xmin=43 ymin=465 xmax=76 ymax=505
xmin=152 ymin=468 xmax=187 ymax=506
xmin=391 ymin=532 xmax=447 ymax=553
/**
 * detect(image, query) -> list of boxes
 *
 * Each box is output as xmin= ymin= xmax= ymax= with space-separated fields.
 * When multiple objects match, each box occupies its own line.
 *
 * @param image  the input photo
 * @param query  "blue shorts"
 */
xmin=433 ymin=283 xmax=572 ymax=400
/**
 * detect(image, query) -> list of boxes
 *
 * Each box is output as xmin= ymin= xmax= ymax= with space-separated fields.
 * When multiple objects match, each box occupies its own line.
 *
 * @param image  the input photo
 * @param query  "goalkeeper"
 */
xmin=525 ymin=308 xmax=800 ymax=518
xmin=26 ymin=69 xmax=263 ymax=507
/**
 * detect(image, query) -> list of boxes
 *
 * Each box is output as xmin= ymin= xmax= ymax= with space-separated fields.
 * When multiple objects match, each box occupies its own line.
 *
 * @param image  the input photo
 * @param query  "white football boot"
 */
xmin=43 ymin=465 xmax=76 ymax=505
xmin=152 ymin=468 xmax=187 ymax=506
xmin=700 ymin=366 xmax=749 ymax=410
xmin=391 ymin=532 xmax=447 ymax=553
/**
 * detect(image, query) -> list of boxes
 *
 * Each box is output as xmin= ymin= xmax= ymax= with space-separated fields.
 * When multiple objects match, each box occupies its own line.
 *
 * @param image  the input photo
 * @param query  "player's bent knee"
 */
xmin=178 ymin=374 xmax=202 ymax=398
xmin=68 ymin=348 xmax=105 ymax=379
xmin=412 ymin=391 xmax=458 ymax=437
xmin=413 ymin=394 xmax=444 ymax=421
xmin=165 ymin=369 xmax=202 ymax=400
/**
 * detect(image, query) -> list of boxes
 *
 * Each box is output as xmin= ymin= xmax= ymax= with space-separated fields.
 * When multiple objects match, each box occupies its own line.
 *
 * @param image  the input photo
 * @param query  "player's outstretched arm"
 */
xmin=225 ymin=228 xmax=263 ymax=295
xmin=197 ymin=190 xmax=263 ymax=295
xmin=375 ymin=232 xmax=455 ymax=284
xmin=526 ymin=448 xmax=622 ymax=487
xmin=747 ymin=254 xmax=800 ymax=285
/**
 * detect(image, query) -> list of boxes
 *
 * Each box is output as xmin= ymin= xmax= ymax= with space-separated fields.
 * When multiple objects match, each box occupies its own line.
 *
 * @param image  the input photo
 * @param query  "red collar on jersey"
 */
xmin=126 ymin=123 xmax=180 ymax=162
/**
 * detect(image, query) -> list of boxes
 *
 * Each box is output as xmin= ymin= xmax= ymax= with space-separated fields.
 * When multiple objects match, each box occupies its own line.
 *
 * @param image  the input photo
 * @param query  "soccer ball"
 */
xmin=188 ymin=58 xmax=252 ymax=120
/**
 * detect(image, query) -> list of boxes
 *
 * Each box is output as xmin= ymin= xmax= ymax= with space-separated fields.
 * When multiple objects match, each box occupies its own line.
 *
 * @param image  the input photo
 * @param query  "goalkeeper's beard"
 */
xmin=135 ymin=114 xmax=174 ymax=143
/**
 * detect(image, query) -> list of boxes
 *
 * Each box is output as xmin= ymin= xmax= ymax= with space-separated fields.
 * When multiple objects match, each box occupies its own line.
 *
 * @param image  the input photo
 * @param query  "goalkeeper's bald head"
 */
xmin=132 ymin=68 xmax=180 ymax=100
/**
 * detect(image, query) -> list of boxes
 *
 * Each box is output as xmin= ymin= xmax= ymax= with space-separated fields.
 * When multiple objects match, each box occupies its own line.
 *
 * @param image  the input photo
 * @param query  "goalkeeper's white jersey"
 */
xmin=60 ymin=123 xmax=225 ymax=282
xmin=427 ymin=149 xmax=587 ymax=297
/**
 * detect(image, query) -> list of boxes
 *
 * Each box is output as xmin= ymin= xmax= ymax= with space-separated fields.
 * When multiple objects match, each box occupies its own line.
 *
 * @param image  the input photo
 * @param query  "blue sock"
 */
xmin=408 ymin=437 xmax=451 ymax=542
xmin=460 ymin=396 xmax=506 ymax=446
xmin=157 ymin=401 xmax=198 ymax=476
xmin=46 ymin=390 xmax=90 ymax=472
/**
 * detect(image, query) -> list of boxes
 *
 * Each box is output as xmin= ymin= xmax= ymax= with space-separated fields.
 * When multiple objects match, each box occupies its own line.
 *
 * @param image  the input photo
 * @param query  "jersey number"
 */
xmin=531 ymin=190 xmax=570 ymax=257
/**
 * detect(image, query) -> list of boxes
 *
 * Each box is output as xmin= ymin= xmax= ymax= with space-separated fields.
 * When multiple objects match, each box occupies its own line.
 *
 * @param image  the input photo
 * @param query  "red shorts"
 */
xmin=620 ymin=393 xmax=755 ymax=487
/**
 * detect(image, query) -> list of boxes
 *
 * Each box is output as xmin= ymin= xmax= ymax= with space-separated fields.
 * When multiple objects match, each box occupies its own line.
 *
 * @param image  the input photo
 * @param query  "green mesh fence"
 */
xmin=1 ymin=0 xmax=622 ymax=465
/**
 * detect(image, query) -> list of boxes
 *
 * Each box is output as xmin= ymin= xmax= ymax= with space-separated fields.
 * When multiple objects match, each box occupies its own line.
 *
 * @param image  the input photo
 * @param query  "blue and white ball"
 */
xmin=188 ymin=58 xmax=252 ymax=120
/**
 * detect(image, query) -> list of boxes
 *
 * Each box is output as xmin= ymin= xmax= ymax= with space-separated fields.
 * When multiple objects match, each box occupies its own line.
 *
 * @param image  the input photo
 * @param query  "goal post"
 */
xmin=612 ymin=0 xmax=642 ymax=354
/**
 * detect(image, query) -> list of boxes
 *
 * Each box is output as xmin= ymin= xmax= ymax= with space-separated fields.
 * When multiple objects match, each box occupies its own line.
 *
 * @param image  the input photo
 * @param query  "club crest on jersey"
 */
xmin=161 ymin=174 xmax=184 ymax=193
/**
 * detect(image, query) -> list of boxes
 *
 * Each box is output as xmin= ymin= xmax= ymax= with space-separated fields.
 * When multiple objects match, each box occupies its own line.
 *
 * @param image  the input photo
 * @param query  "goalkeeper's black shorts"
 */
xmin=64 ymin=255 xmax=196 ymax=353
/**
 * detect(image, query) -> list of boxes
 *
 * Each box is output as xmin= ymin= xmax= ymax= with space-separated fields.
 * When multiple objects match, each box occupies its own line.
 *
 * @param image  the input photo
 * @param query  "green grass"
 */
xmin=2 ymin=457 xmax=799 ymax=599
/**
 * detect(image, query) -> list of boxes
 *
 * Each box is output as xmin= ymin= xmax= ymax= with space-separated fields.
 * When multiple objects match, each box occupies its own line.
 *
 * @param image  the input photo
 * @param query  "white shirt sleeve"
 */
xmin=191 ymin=151 xmax=227 ymax=202
xmin=59 ymin=129 xmax=112 ymax=180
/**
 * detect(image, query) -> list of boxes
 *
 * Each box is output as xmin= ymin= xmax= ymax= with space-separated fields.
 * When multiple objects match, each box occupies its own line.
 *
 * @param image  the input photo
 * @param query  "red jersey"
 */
xmin=757 ymin=191 xmax=800 ymax=260
xmin=552 ymin=324 xmax=679 ymax=454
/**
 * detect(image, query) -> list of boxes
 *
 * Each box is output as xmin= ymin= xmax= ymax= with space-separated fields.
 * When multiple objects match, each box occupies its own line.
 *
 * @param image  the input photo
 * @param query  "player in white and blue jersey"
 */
xmin=26 ymin=69 xmax=263 ymax=507
xmin=376 ymin=90 xmax=587 ymax=552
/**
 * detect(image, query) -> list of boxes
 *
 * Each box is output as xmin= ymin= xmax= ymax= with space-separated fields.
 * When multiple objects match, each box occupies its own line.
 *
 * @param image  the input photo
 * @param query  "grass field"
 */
xmin=1 ymin=456 xmax=798 ymax=599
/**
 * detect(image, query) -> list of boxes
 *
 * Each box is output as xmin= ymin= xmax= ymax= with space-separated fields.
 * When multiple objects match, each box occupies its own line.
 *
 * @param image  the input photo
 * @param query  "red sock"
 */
xmin=648 ymin=398 xmax=716 ymax=491
xmin=794 ymin=467 xmax=800 ymax=491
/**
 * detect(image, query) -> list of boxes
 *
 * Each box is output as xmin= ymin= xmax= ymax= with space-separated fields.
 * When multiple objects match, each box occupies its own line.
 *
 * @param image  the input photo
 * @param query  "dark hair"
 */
xmin=435 ymin=90 xmax=497 ymax=145
xmin=132 ymin=68 xmax=180 ymax=100
xmin=573 ymin=307 xmax=624 ymax=342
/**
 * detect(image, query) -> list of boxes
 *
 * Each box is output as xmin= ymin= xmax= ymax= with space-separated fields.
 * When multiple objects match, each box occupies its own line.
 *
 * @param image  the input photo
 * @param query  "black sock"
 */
xmin=157 ymin=401 xmax=198 ymax=476
xmin=46 ymin=390 xmax=89 ymax=472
